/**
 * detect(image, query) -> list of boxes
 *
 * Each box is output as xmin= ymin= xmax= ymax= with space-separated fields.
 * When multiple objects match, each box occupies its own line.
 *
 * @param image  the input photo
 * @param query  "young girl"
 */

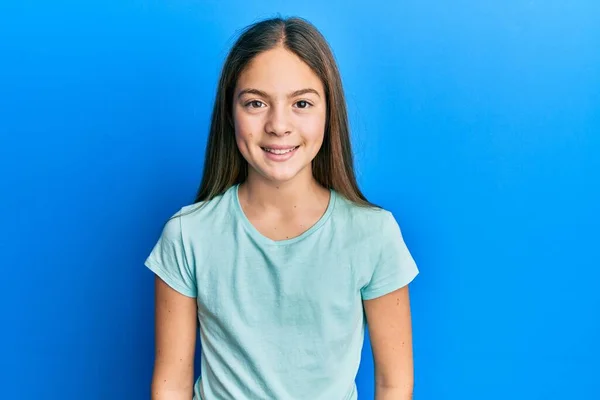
xmin=145 ymin=16 xmax=419 ymax=400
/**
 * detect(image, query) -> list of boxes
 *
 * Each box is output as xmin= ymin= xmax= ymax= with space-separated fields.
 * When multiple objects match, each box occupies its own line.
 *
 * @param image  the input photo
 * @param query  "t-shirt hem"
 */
xmin=361 ymin=267 xmax=419 ymax=301
xmin=144 ymin=259 xmax=197 ymax=298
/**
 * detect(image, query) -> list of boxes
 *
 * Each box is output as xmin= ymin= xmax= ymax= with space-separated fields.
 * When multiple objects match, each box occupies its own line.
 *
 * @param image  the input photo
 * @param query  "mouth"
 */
xmin=260 ymin=145 xmax=300 ymax=162
xmin=260 ymin=146 xmax=300 ymax=155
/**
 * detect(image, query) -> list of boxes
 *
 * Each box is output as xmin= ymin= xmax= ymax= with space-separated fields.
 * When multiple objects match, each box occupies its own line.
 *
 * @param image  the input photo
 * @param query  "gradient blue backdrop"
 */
xmin=1 ymin=1 xmax=598 ymax=399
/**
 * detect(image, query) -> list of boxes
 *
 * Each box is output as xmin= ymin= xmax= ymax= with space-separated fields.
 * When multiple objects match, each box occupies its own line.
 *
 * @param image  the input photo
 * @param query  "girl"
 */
xmin=145 ymin=16 xmax=419 ymax=400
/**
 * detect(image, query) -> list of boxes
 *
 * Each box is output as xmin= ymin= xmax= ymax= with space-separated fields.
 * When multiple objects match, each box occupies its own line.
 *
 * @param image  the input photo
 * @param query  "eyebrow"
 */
xmin=237 ymin=88 xmax=321 ymax=100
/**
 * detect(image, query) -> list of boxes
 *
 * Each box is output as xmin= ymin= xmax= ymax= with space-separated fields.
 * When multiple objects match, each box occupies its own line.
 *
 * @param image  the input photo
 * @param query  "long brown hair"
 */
xmin=194 ymin=16 xmax=375 ymax=207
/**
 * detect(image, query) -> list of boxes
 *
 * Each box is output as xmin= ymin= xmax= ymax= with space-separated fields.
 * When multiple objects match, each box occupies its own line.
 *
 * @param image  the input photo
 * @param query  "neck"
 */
xmin=240 ymin=169 xmax=327 ymax=213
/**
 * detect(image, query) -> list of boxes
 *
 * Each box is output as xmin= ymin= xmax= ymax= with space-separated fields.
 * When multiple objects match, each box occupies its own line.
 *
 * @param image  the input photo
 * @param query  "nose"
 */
xmin=264 ymin=105 xmax=292 ymax=136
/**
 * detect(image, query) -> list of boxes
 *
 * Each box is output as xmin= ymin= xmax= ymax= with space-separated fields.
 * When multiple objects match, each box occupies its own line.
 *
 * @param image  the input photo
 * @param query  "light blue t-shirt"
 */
xmin=144 ymin=184 xmax=419 ymax=400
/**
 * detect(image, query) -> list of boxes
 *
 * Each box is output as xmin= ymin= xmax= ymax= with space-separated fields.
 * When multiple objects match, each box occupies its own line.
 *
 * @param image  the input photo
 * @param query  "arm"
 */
xmin=363 ymin=285 xmax=415 ymax=400
xmin=151 ymin=276 xmax=198 ymax=400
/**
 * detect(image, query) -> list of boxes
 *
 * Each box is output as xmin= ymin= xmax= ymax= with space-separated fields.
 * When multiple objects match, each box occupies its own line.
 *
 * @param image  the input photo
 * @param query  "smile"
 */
xmin=260 ymin=145 xmax=300 ymax=162
xmin=261 ymin=146 xmax=299 ymax=154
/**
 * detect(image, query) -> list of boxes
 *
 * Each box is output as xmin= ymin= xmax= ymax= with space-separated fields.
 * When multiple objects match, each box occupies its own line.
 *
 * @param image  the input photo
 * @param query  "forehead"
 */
xmin=236 ymin=46 xmax=324 ymax=94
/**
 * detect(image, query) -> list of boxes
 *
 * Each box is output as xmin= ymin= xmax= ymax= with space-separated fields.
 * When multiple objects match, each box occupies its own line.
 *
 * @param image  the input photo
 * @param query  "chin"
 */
xmin=254 ymin=163 xmax=311 ymax=185
xmin=261 ymin=170 xmax=301 ymax=184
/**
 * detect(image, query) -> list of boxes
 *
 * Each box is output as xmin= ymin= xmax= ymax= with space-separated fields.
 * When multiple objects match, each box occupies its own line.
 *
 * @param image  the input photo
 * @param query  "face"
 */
xmin=232 ymin=46 xmax=327 ymax=185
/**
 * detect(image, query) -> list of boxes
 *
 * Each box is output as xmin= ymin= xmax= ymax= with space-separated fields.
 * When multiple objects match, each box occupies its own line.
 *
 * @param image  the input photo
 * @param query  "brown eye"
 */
xmin=246 ymin=100 xmax=265 ymax=108
xmin=295 ymin=100 xmax=312 ymax=109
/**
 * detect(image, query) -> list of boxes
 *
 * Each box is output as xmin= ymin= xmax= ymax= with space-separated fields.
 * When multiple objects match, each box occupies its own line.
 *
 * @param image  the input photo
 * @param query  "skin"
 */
xmin=151 ymin=45 xmax=414 ymax=400
xmin=233 ymin=45 xmax=331 ymax=241
xmin=364 ymin=286 xmax=415 ymax=399
xmin=151 ymin=278 xmax=197 ymax=400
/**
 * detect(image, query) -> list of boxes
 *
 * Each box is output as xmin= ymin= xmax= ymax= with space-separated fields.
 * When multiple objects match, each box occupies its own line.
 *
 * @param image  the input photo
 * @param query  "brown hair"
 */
xmin=194 ymin=16 xmax=375 ymax=207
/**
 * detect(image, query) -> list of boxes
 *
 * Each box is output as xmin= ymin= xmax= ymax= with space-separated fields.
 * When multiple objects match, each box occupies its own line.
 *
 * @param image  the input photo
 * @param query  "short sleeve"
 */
xmin=361 ymin=211 xmax=419 ymax=300
xmin=144 ymin=210 xmax=197 ymax=298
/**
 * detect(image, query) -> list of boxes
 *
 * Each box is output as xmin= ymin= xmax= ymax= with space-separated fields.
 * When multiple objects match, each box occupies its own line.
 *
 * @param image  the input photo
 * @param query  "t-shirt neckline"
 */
xmin=232 ymin=183 xmax=336 ymax=246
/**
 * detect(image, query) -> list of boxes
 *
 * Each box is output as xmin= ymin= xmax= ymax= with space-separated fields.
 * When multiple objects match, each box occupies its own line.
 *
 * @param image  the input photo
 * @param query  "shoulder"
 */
xmin=332 ymin=192 xmax=399 ymax=236
xmin=165 ymin=185 xmax=236 ymax=239
xmin=332 ymin=193 xmax=418 ymax=291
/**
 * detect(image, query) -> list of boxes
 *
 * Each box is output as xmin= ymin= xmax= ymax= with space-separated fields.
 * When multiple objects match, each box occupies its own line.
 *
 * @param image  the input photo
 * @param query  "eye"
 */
xmin=245 ymin=100 xmax=266 ymax=109
xmin=294 ymin=100 xmax=313 ymax=109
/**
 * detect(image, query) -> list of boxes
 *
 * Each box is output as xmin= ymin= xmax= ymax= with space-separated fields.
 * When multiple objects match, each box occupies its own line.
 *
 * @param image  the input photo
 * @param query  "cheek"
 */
xmin=235 ymin=133 xmax=252 ymax=157
xmin=234 ymin=117 xmax=256 ymax=146
xmin=302 ymin=115 xmax=326 ymax=145
xmin=235 ymin=131 xmax=253 ymax=143
xmin=234 ymin=112 xmax=260 ymax=141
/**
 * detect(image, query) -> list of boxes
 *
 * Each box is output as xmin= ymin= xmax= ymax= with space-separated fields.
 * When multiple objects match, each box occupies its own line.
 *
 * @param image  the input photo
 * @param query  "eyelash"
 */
xmin=244 ymin=100 xmax=313 ymax=109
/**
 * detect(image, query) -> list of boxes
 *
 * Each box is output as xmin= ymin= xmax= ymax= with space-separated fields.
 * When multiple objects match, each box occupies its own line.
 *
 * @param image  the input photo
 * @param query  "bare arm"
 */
xmin=363 ymin=285 xmax=414 ymax=400
xmin=151 ymin=276 xmax=198 ymax=400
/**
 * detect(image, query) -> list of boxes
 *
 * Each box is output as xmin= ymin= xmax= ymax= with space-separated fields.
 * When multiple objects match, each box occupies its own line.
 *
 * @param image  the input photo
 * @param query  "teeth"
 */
xmin=263 ymin=147 xmax=297 ymax=154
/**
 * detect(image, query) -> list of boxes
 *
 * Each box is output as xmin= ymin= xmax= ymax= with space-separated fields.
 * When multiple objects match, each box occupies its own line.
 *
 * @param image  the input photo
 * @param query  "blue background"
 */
xmin=1 ymin=1 xmax=598 ymax=399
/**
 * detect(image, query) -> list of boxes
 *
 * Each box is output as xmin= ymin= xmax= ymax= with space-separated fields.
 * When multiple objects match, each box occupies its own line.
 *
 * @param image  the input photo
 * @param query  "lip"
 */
xmin=260 ymin=145 xmax=298 ymax=150
xmin=261 ymin=145 xmax=300 ymax=162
